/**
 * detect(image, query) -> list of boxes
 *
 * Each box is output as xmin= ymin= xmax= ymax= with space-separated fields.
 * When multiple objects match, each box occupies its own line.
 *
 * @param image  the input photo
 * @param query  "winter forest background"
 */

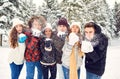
xmin=0 ymin=0 xmax=120 ymax=79
xmin=0 ymin=0 xmax=120 ymax=45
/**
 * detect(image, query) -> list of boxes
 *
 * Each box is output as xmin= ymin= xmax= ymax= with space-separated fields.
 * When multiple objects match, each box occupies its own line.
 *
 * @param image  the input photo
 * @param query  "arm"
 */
xmin=62 ymin=40 xmax=73 ymax=56
xmin=86 ymin=34 xmax=108 ymax=62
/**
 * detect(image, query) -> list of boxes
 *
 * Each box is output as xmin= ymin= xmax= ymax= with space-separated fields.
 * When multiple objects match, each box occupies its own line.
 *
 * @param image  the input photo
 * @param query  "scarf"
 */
xmin=70 ymin=43 xmax=84 ymax=79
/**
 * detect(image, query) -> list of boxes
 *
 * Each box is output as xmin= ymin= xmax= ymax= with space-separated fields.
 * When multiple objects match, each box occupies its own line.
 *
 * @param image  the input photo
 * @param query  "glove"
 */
xmin=81 ymin=41 xmax=93 ymax=53
xmin=45 ymin=38 xmax=52 ymax=51
xmin=68 ymin=32 xmax=79 ymax=46
xmin=18 ymin=33 xmax=27 ymax=43
xmin=57 ymin=31 xmax=65 ymax=37
xmin=45 ymin=38 xmax=52 ymax=47
xmin=32 ymin=28 xmax=41 ymax=37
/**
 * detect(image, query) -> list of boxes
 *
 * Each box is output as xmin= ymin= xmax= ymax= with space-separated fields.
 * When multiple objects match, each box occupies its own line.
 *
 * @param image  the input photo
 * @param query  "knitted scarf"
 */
xmin=70 ymin=44 xmax=84 ymax=79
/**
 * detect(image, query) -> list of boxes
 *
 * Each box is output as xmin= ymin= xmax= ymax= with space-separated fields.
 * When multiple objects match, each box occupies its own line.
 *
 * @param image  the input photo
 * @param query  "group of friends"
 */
xmin=8 ymin=15 xmax=108 ymax=79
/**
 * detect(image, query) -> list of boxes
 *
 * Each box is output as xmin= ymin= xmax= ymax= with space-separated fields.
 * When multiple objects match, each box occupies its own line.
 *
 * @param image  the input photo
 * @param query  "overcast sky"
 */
xmin=33 ymin=0 xmax=120 ymax=8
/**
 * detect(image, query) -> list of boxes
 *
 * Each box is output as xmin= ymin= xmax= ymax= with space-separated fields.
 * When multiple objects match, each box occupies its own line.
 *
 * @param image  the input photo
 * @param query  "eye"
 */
xmin=89 ymin=31 xmax=93 ymax=33
xmin=85 ymin=31 xmax=88 ymax=33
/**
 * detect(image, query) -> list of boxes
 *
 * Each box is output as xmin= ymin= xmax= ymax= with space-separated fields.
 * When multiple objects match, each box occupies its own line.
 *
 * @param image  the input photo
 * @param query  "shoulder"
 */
xmin=23 ymin=28 xmax=32 ymax=36
xmin=99 ymin=33 xmax=108 ymax=42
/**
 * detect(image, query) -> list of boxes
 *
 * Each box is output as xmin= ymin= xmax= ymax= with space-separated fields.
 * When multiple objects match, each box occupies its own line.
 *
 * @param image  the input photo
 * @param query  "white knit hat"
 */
xmin=44 ymin=23 xmax=52 ymax=31
xmin=70 ymin=22 xmax=81 ymax=29
xmin=12 ymin=18 xmax=24 ymax=28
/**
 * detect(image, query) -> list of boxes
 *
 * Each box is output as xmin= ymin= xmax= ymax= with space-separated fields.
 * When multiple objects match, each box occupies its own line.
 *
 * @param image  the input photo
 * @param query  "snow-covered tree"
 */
xmin=38 ymin=0 xmax=62 ymax=29
xmin=114 ymin=2 xmax=120 ymax=35
xmin=0 ymin=0 xmax=118 ymax=38
xmin=0 ymin=0 xmax=36 ymax=29
xmin=59 ymin=0 xmax=117 ymax=38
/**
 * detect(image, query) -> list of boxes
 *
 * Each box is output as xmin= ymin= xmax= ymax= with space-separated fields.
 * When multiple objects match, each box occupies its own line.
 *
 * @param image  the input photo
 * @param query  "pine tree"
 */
xmin=39 ymin=0 xmax=62 ymax=29
xmin=114 ymin=2 xmax=120 ymax=35
xmin=59 ymin=0 xmax=117 ymax=38
xmin=0 ymin=0 xmax=37 ymax=29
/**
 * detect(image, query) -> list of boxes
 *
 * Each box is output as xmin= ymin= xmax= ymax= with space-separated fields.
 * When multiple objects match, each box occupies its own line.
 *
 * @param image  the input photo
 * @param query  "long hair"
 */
xmin=9 ymin=27 xmax=18 ymax=48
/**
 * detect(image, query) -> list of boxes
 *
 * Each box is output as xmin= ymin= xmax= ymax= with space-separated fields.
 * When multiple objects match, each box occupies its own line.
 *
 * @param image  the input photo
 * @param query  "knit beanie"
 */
xmin=70 ymin=22 xmax=81 ymax=30
xmin=44 ymin=23 xmax=52 ymax=31
xmin=12 ymin=18 xmax=24 ymax=28
xmin=57 ymin=17 xmax=69 ymax=27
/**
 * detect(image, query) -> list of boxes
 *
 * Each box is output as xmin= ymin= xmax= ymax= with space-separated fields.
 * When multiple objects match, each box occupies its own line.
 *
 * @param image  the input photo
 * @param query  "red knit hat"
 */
xmin=57 ymin=17 xmax=69 ymax=27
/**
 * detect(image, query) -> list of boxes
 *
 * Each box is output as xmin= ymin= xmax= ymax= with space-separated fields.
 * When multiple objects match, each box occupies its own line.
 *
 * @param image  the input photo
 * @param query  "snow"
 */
xmin=0 ymin=39 xmax=120 ymax=79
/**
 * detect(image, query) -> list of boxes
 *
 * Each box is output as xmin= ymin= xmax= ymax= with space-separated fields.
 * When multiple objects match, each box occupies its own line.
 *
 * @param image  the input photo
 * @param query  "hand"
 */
xmin=57 ymin=31 xmax=65 ymax=37
xmin=18 ymin=33 xmax=27 ymax=43
xmin=32 ymin=28 xmax=41 ymax=37
xmin=45 ymin=38 xmax=52 ymax=47
xmin=81 ymin=41 xmax=93 ymax=53
xmin=68 ymin=32 xmax=79 ymax=46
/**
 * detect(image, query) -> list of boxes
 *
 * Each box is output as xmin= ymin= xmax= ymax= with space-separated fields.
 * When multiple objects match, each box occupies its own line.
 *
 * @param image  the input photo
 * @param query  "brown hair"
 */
xmin=28 ymin=15 xmax=46 ymax=29
xmin=84 ymin=22 xmax=101 ymax=34
xmin=9 ymin=25 xmax=24 ymax=48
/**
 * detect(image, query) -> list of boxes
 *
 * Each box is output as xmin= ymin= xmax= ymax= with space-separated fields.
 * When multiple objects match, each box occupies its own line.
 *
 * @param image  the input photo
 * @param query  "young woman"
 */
xmin=62 ymin=22 xmax=84 ymax=79
xmin=55 ymin=17 xmax=69 ymax=79
xmin=8 ymin=18 xmax=27 ymax=79
xmin=40 ymin=23 xmax=58 ymax=79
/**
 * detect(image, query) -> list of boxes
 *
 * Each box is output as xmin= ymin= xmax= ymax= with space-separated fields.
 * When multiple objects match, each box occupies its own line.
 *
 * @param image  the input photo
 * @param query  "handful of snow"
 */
xmin=68 ymin=32 xmax=79 ymax=46
xmin=32 ymin=28 xmax=41 ymax=37
xmin=81 ymin=41 xmax=93 ymax=53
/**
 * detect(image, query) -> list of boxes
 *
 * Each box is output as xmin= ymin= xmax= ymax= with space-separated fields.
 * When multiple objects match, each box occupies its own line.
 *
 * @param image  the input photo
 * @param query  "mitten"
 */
xmin=18 ymin=33 xmax=27 ymax=43
xmin=57 ymin=31 xmax=65 ymax=37
xmin=81 ymin=41 xmax=93 ymax=53
xmin=44 ymin=38 xmax=52 ymax=51
xmin=68 ymin=32 xmax=79 ymax=46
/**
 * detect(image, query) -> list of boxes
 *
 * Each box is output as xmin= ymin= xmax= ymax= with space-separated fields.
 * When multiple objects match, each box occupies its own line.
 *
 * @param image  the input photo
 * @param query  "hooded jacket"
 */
xmin=84 ymin=22 xmax=108 ymax=76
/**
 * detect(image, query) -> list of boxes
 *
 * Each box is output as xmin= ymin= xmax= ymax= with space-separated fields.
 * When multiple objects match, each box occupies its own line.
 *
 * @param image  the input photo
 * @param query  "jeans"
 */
xmin=41 ymin=64 xmax=57 ymax=79
xmin=86 ymin=71 xmax=101 ymax=79
xmin=10 ymin=62 xmax=23 ymax=79
xmin=62 ymin=66 xmax=80 ymax=79
xmin=26 ymin=61 xmax=42 ymax=79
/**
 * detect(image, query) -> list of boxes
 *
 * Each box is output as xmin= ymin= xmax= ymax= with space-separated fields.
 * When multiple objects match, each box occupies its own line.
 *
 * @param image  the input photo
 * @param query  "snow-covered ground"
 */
xmin=0 ymin=39 xmax=120 ymax=79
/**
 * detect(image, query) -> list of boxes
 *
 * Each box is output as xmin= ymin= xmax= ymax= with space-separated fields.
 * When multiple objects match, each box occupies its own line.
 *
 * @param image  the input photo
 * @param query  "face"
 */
xmin=84 ymin=27 xmax=95 ymax=40
xmin=57 ymin=25 xmax=67 ymax=32
xmin=32 ymin=19 xmax=42 ymax=30
xmin=44 ymin=28 xmax=52 ymax=38
xmin=70 ymin=25 xmax=80 ymax=34
xmin=15 ymin=24 xmax=23 ymax=34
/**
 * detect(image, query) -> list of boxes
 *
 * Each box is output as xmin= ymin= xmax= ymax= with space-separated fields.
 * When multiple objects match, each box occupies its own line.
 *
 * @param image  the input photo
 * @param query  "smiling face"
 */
xmin=44 ymin=28 xmax=52 ymax=38
xmin=15 ymin=24 xmax=23 ymax=34
xmin=84 ymin=27 xmax=95 ymax=40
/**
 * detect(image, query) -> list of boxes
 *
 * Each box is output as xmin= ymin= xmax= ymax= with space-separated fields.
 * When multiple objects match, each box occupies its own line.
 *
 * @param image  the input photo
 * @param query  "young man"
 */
xmin=24 ymin=16 xmax=46 ymax=79
xmin=82 ymin=22 xmax=108 ymax=79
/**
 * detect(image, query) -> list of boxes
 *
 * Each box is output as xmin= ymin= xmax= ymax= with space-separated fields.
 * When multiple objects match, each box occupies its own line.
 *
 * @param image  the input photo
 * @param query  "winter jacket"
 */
xmin=84 ymin=24 xmax=108 ymax=76
xmin=40 ymin=37 xmax=57 ymax=65
xmin=24 ymin=29 xmax=41 ymax=62
xmin=62 ymin=38 xmax=83 ymax=69
xmin=8 ymin=43 xmax=26 ymax=65
xmin=51 ymin=32 xmax=65 ymax=64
